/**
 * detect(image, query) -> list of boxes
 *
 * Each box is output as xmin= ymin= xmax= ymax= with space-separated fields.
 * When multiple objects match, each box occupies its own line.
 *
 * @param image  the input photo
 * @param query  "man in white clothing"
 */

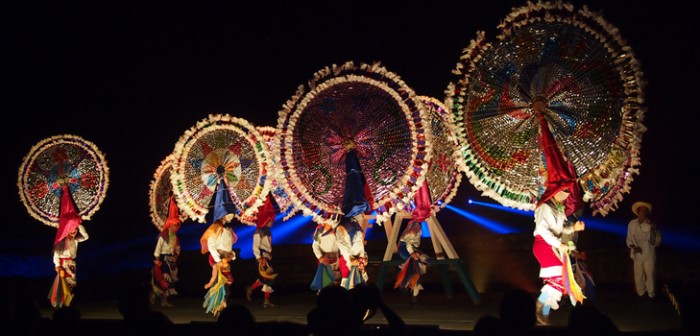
xmin=626 ymin=201 xmax=661 ymax=299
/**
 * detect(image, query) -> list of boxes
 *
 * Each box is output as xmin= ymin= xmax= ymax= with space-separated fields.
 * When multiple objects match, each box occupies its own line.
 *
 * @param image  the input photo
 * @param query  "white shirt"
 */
xmin=253 ymin=230 xmax=272 ymax=260
xmin=207 ymin=227 xmax=237 ymax=263
xmin=336 ymin=223 xmax=365 ymax=261
xmin=626 ymin=218 xmax=660 ymax=261
xmin=533 ymin=202 xmax=573 ymax=247
xmin=53 ymin=225 xmax=89 ymax=267
xmin=312 ymin=226 xmax=339 ymax=259
xmin=400 ymin=229 xmax=421 ymax=254
xmin=154 ymin=235 xmax=180 ymax=258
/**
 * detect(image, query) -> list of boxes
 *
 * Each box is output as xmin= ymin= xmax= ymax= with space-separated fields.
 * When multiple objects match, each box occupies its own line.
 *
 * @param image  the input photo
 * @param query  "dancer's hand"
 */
xmin=573 ymin=221 xmax=585 ymax=231
xmin=559 ymin=243 xmax=570 ymax=253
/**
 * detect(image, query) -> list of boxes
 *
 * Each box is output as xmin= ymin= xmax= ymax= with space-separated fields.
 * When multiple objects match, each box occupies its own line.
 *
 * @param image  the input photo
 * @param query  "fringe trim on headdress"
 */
xmin=445 ymin=1 xmax=646 ymax=215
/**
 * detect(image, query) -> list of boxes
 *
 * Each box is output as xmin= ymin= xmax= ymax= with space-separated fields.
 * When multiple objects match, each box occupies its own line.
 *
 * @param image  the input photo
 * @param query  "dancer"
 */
xmin=201 ymin=177 xmax=239 ymax=317
xmin=336 ymin=139 xmax=371 ymax=289
xmin=336 ymin=216 xmax=368 ymax=289
xmin=150 ymin=195 xmax=181 ymax=307
xmin=310 ymin=222 xmax=340 ymax=291
xmin=245 ymin=195 xmax=278 ymax=308
xmin=533 ymin=188 xmax=585 ymax=324
xmin=394 ymin=180 xmax=432 ymax=305
xmin=49 ymin=185 xmax=89 ymax=308
xmin=532 ymin=112 xmax=586 ymax=325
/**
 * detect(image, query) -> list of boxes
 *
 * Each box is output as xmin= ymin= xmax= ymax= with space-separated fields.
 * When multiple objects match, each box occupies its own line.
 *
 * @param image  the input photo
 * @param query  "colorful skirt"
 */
xmin=48 ymin=258 xmax=76 ymax=307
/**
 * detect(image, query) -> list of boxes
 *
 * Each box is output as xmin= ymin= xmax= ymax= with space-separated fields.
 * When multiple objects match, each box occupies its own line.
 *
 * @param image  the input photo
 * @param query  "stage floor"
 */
xmin=39 ymin=285 xmax=682 ymax=333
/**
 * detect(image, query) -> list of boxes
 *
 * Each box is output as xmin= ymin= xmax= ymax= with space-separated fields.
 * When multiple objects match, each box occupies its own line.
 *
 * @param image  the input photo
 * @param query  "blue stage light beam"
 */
xmin=470 ymin=199 xmax=700 ymax=251
xmin=0 ymin=254 xmax=53 ymax=278
xmin=468 ymin=199 xmax=534 ymax=216
xmin=228 ymin=214 xmax=315 ymax=260
xmin=445 ymin=204 xmax=523 ymax=234
xmin=272 ymin=214 xmax=314 ymax=244
xmin=576 ymin=217 xmax=626 ymax=236
xmin=579 ymin=217 xmax=700 ymax=251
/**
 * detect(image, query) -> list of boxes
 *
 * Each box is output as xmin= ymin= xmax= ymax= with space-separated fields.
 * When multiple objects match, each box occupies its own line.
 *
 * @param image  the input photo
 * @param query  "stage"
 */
xmin=37 ymin=284 xmax=682 ymax=333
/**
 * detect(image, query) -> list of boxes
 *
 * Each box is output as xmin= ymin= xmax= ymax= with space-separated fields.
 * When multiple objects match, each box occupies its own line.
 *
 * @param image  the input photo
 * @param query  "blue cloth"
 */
xmin=209 ymin=178 xmax=239 ymax=224
xmin=398 ymin=242 xmax=410 ymax=260
xmin=310 ymin=264 xmax=335 ymax=291
xmin=341 ymin=150 xmax=369 ymax=218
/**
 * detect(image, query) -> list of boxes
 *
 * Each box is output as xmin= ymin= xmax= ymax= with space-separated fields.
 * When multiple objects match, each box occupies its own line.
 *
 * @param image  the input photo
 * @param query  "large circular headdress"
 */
xmin=171 ymin=114 xmax=272 ymax=223
xmin=257 ymin=126 xmax=296 ymax=220
xmin=418 ymin=96 xmax=463 ymax=213
xmin=445 ymin=1 xmax=646 ymax=215
xmin=18 ymin=134 xmax=110 ymax=227
xmin=276 ymin=61 xmax=432 ymax=225
xmin=148 ymin=154 xmax=187 ymax=230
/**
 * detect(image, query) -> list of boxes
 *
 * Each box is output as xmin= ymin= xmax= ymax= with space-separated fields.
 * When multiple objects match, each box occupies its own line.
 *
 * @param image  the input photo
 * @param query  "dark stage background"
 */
xmin=2 ymin=0 xmax=699 ymax=298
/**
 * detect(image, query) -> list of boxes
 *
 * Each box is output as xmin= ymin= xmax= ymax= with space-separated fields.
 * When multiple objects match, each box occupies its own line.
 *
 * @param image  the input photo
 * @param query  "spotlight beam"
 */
xmin=445 ymin=204 xmax=522 ymax=234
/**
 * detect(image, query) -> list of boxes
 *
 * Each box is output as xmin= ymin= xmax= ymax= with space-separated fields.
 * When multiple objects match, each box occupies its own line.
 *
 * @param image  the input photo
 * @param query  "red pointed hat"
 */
xmin=411 ymin=180 xmax=432 ymax=223
xmin=54 ymin=185 xmax=83 ymax=246
xmin=535 ymin=113 xmax=583 ymax=217
xmin=256 ymin=195 xmax=275 ymax=229
xmin=162 ymin=195 xmax=182 ymax=232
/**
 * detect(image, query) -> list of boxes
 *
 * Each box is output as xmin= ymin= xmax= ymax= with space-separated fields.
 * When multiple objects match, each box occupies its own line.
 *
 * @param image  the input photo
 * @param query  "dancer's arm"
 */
xmin=204 ymin=263 xmax=219 ymax=289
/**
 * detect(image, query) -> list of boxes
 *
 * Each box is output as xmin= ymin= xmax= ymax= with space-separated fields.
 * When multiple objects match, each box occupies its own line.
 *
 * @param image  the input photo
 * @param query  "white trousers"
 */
xmin=633 ymin=258 xmax=656 ymax=297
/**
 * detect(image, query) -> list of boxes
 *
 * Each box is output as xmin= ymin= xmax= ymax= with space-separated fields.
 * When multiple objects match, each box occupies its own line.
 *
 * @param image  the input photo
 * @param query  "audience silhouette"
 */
xmin=473 ymin=314 xmax=502 ymax=336
xmin=567 ymin=304 xmax=620 ymax=336
xmin=307 ymin=285 xmax=362 ymax=335
xmin=499 ymin=288 xmax=536 ymax=335
xmin=216 ymin=304 xmax=256 ymax=335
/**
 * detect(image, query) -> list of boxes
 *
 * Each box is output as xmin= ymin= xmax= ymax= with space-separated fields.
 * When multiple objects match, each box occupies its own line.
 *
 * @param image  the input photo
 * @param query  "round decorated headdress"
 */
xmin=149 ymin=154 xmax=187 ymax=231
xmin=257 ymin=126 xmax=296 ymax=220
xmin=275 ymin=61 xmax=432 ymax=225
xmin=171 ymin=114 xmax=272 ymax=223
xmin=445 ymin=1 xmax=646 ymax=216
xmin=18 ymin=134 xmax=109 ymax=227
xmin=416 ymin=96 xmax=463 ymax=214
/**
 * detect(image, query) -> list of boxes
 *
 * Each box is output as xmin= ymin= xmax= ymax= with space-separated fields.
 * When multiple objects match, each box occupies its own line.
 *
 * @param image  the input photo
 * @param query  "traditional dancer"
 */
xmin=310 ymin=222 xmax=340 ymax=292
xmin=394 ymin=180 xmax=432 ymax=305
xmin=150 ymin=195 xmax=181 ymax=307
xmin=49 ymin=185 xmax=89 ymax=308
xmin=201 ymin=178 xmax=239 ymax=317
xmin=245 ymin=195 xmax=278 ymax=308
xmin=532 ymin=113 xmax=586 ymax=325
xmin=336 ymin=139 xmax=371 ymax=289
xmin=533 ymin=188 xmax=585 ymax=324
xmin=336 ymin=216 xmax=368 ymax=290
